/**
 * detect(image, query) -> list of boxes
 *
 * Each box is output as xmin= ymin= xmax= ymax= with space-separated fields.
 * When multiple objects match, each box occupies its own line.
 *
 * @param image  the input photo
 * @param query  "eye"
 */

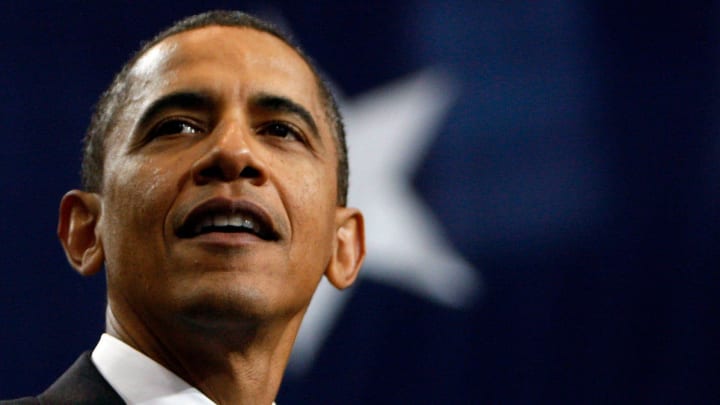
xmin=257 ymin=121 xmax=304 ymax=142
xmin=149 ymin=119 xmax=202 ymax=138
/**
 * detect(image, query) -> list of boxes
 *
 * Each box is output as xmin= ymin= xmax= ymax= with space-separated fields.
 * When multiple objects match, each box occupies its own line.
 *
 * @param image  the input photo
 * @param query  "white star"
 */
xmin=288 ymin=68 xmax=483 ymax=374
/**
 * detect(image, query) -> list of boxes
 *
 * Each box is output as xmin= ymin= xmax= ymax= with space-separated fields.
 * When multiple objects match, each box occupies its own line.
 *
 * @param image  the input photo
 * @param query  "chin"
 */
xmin=174 ymin=284 xmax=271 ymax=330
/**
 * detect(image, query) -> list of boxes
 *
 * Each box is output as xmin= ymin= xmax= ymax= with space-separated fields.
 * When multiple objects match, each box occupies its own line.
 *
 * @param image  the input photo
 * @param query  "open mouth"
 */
xmin=176 ymin=199 xmax=280 ymax=241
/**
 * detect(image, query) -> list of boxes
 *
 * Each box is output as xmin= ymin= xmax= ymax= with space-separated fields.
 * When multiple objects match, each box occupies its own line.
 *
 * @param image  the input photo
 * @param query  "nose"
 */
xmin=191 ymin=121 xmax=268 ymax=186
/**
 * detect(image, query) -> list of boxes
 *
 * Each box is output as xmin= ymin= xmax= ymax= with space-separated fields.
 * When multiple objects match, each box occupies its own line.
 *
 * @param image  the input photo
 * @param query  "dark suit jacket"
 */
xmin=0 ymin=352 xmax=125 ymax=404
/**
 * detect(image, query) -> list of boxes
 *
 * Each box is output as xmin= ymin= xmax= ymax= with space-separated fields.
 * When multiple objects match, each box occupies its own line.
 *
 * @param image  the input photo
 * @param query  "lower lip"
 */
xmin=184 ymin=232 xmax=268 ymax=247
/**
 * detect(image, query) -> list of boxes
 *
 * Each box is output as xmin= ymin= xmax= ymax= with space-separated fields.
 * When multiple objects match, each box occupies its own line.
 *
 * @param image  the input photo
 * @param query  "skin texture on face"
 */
xmin=58 ymin=26 xmax=365 ymax=403
xmin=102 ymin=26 xmax=340 ymax=330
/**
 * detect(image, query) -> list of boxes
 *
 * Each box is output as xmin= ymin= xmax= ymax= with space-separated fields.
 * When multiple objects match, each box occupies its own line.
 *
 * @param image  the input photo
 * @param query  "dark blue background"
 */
xmin=2 ymin=1 xmax=719 ymax=403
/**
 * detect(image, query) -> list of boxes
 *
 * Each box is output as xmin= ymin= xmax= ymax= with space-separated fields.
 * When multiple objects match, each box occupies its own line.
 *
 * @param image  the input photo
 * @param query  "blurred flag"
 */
xmin=2 ymin=2 xmax=718 ymax=403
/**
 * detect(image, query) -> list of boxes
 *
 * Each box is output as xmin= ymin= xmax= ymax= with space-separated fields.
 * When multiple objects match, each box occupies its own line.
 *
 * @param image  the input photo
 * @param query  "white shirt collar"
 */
xmin=92 ymin=334 xmax=277 ymax=405
xmin=92 ymin=333 xmax=216 ymax=404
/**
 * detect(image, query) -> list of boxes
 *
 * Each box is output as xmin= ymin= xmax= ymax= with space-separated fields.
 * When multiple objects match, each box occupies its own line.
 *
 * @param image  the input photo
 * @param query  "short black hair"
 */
xmin=82 ymin=10 xmax=349 ymax=205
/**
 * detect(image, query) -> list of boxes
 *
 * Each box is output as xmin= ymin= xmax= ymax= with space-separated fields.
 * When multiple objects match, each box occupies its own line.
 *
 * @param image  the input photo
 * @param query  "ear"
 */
xmin=325 ymin=207 xmax=366 ymax=290
xmin=57 ymin=190 xmax=105 ymax=276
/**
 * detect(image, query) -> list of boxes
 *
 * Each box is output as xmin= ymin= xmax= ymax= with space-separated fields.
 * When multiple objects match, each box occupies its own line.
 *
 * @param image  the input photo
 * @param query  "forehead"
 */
xmin=123 ymin=26 xmax=324 ymax=126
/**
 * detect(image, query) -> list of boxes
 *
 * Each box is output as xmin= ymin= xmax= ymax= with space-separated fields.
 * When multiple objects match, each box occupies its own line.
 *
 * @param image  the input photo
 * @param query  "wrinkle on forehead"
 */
xmin=127 ymin=27 xmax=325 ymax=128
xmin=130 ymin=27 xmax=319 ymax=99
xmin=109 ymin=25 xmax=333 ymax=165
xmin=139 ymin=27 xmax=311 ymax=76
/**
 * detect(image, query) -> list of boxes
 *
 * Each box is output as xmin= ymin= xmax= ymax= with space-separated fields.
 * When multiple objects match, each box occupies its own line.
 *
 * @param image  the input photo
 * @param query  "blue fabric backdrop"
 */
xmin=1 ymin=1 xmax=718 ymax=403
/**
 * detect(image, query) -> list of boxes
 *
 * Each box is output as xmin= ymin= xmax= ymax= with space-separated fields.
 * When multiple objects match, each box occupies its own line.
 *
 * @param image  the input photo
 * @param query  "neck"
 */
xmin=105 ymin=305 xmax=303 ymax=404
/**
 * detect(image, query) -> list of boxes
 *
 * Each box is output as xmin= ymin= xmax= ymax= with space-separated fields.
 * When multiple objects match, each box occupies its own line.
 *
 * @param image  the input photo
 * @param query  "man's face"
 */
xmin=97 ymin=26 xmax=342 ymax=331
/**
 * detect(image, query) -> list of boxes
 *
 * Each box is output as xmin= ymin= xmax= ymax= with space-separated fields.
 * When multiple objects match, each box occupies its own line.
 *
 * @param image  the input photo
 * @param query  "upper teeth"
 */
xmin=195 ymin=213 xmax=257 ymax=234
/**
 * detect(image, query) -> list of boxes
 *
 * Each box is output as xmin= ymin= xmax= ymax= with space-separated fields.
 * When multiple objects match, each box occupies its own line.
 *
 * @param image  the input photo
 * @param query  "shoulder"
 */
xmin=0 ymin=398 xmax=39 ymax=405
xmin=1 ymin=352 xmax=124 ymax=405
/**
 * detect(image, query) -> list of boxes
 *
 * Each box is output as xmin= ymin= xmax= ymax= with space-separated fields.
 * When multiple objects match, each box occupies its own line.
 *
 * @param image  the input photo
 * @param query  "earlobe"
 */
xmin=57 ymin=190 xmax=105 ymax=276
xmin=325 ymin=208 xmax=366 ymax=290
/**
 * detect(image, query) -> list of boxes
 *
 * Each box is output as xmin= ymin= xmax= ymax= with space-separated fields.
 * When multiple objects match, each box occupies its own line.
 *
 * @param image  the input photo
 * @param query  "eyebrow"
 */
xmin=250 ymin=93 xmax=320 ymax=139
xmin=135 ymin=91 xmax=320 ymax=140
xmin=136 ymin=91 xmax=215 ymax=130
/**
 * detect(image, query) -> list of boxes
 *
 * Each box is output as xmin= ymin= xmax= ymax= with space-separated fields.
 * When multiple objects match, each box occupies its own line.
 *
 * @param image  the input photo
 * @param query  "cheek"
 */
xmin=101 ymin=157 xmax=183 ymax=297
xmin=277 ymin=158 xmax=335 ymax=223
xmin=282 ymin=167 xmax=338 ymax=264
xmin=102 ymin=156 xmax=176 ymax=244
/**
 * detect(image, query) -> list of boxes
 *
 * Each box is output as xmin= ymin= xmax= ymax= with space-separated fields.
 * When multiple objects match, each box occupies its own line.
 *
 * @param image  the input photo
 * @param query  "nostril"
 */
xmin=190 ymin=140 xmax=267 ymax=184
xmin=197 ymin=165 xmax=226 ymax=181
xmin=239 ymin=166 xmax=261 ymax=178
xmin=194 ymin=160 xmax=264 ymax=183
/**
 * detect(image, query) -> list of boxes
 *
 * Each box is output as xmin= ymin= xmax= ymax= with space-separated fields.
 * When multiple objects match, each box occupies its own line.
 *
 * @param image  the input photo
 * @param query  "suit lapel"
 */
xmin=39 ymin=352 xmax=124 ymax=404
